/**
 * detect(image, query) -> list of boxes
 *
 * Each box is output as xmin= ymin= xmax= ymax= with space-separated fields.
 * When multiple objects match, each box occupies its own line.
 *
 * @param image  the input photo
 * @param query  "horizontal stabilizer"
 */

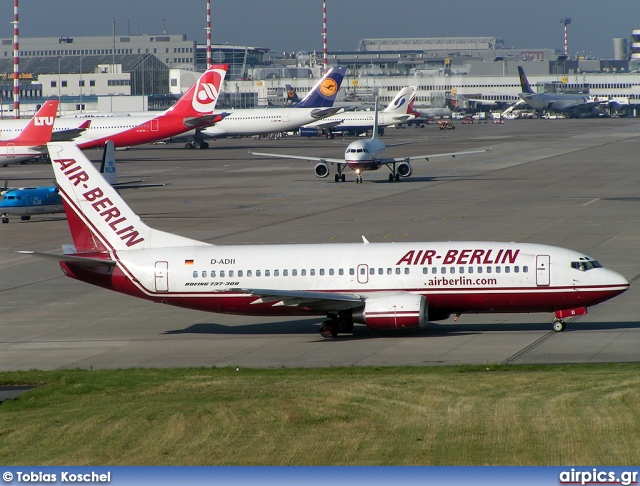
xmin=17 ymin=250 xmax=117 ymax=266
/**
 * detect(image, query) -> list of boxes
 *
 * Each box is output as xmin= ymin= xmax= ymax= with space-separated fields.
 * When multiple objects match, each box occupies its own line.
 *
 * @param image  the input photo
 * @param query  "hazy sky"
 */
xmin=1 ymin=1 xmax=638 ymax=59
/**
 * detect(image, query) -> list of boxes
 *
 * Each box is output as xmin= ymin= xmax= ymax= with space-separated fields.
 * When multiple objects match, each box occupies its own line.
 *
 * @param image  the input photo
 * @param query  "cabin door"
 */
xmin=154 ymin=261 xmax=169 ymax=292
xmin=151 ymin=119 xmax=159 ymax=131
xmin=2 ymin=143 xmax=14 ymax=158
xmin=536 ymin=255 xmax=550 ymax=286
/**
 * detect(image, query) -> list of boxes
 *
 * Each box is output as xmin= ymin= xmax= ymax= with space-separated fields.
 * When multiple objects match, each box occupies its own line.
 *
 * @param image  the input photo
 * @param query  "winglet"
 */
xmin=362 ymin=235 xmax=370 ymax=244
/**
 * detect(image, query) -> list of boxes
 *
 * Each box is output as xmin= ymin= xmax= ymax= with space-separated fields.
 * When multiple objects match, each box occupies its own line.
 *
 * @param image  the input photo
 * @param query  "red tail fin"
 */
xmin=12 ymin=100 xmax=59 ymax=145
xmin=166 ymin=64 xmax=228 ymax=117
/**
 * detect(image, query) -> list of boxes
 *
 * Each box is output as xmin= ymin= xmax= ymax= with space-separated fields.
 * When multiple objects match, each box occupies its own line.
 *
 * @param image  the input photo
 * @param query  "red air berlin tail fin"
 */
xmin=12 ymin=100 xmax=59 ymax=145
xmin=47 ymin=142 xmax=211 ymax=254
xmin=165 ymin=64 xmax=228 ymax=118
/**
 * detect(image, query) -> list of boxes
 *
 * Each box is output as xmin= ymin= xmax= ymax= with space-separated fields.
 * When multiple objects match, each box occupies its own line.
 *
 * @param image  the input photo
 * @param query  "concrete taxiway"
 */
xmin=0 ymin=118 xmax=639 ymax=370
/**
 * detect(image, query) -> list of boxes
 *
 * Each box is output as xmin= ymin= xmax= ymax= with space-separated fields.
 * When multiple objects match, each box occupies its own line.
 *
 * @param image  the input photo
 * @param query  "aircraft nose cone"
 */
xmin=609 ymin=269 xmax=630 ymax=292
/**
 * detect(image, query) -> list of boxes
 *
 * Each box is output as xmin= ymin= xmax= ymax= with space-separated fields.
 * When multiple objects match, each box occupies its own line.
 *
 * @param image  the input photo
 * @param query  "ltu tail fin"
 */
xmin=518 ymin=66 xmax=535 ymax=94
xmin=47 ymin=142 xmax=210 ymax=254
xmin=165 ymin=64 xmax=228 ymax=117
xmin=13 ymin=100 xmax=59 ymax=145
xmin=293 ymin=66 xmax=347 ymax=108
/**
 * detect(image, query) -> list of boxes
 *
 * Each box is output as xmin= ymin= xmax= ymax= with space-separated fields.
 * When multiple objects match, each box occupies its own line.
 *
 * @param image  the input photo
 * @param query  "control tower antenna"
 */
xmin=560 ymin=17 xmax=571 ymax=56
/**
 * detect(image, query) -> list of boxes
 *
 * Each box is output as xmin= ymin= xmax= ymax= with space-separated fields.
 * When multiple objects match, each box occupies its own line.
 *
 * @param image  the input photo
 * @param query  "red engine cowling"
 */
xmin=352 ymin=293 xmax=427 ymax=330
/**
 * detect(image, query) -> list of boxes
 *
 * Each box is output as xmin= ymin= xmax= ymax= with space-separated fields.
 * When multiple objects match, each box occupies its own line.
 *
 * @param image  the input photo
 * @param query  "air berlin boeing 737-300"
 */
xmin=21 ymin=141 xmax=630 ymax=338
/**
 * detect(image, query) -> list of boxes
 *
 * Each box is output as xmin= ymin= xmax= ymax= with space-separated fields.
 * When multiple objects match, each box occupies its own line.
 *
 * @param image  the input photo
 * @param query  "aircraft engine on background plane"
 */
xmin=351 ymin=293 xmax=427 ymax=330
xmin=314 ymin=161 xmax=330 ymax=178
xmin=396 ymin=160 xmax=413 ymax=178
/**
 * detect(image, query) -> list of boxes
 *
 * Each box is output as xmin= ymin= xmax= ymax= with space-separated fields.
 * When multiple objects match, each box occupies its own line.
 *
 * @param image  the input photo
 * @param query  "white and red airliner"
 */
xmin=0 ymin=65 xmax=228 ymax=150
xmin=25 ymin=142 xmax=629 ymax=338
xmin=0 ymin=99 xmax=59 ymax=165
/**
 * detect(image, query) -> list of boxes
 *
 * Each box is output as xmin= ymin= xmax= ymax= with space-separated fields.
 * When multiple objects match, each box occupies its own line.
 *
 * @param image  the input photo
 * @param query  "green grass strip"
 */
xmin=1 ymin=363 xmax=639 ymax=465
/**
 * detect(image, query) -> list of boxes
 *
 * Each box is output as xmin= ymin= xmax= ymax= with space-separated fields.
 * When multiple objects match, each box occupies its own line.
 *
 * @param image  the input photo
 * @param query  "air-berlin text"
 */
xmin=53 ymin=157 xmax=144 ymax=248
xmin=396 ymin=248 xmax=520 ymax=266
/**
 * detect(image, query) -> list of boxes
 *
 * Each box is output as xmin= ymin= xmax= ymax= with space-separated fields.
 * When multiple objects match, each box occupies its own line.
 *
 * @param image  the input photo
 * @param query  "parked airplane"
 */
xmin=251 ymin=98 xmax=490 ymax=183
xmin=0 ymin=65 xmax=229 ymax=150
xmin=22 ymin=141 xmax=629 ymax=338
xmin=0 ymin=99 xmax=59 ymax=165
xmin=0 ymin=140 xmax=163 ymax=223
xmin=517 ymin=66 xmax=600 ymax=117
xmin=164 ymin=66 xmax=348 ymax=148
xmin=299 ymin=86 xmax=417 ymax=138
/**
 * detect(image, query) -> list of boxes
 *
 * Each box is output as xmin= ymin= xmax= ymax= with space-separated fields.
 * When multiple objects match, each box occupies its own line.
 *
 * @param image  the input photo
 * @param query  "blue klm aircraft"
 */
xmin=0 ymin=140 xmax=164 ymax=223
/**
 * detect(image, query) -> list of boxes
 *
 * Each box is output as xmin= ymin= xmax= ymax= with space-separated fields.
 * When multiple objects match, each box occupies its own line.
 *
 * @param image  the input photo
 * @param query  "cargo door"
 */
xmin=536 ymin=255 xmax=550 ymax=286
xmin=155 ymin=261 xmax=169 ymax=292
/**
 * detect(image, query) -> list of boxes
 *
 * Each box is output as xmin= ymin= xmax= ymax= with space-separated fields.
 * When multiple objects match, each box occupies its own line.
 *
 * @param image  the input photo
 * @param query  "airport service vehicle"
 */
xmin=20 ymin=141 xmax=629 ymax=338
xmin=252 ymin=100 xmax=488 ymax=183
xmin=0 ymin=65 xmax=229 ymax=150
xmin=299 ymin=86 xmax=417 ymax=138
xmin=167 ymin=66 xmax=348 ymax=148
xmin=0 ymin=140 xmax=162 ymax=223
xmin=0 ymin=99 xmax=59 ymax=165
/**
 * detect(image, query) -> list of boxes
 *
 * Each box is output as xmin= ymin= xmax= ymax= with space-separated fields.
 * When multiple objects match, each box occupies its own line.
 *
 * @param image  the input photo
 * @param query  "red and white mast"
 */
xmin=560 ymin=17 xmax=571 ymax=57
xmin=12 ymin=0 xmax=20 ymax=118
xmin=206 ymin=0 xmax=212 ymax=68
xmin=322 ymin=0 xmax=327 ymax=73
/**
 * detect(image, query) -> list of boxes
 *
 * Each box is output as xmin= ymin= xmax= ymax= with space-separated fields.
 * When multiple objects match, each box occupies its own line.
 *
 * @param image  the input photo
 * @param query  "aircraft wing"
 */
xmin=250 ymin=151 xmax=345 ymax=165
xmin=378 ymin=148 xmax=490 ymax=164
xmin=308 ymin=119 xmax=345 ymax=130
xmin=183 ymin=112 xmax=231 ymax=128
xmin=233 ymin=287 xmax=363 ymax=311
xmin=50 ymin=120 xmax=92 ymax=142
xmin=111 ymin=181 xmax=167 ymax=189
xmin=310 ymin=107 xmax=344 ymax=120
xmin=17 ymin=251 xmax=117 ymax=266
xmin=548 ymin=100 xmax=596 ymax=111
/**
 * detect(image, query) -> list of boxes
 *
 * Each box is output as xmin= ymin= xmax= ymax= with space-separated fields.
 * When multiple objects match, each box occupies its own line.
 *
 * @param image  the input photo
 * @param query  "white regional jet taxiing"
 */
xmin=21 ymin=141 xmax=629 ymax=338
xmin=252 ymin=98 xmax=490 ymax=183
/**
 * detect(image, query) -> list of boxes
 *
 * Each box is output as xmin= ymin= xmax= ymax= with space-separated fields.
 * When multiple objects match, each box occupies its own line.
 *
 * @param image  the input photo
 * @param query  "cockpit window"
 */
xmin=571 ymin=260 xmax=603 ymax=271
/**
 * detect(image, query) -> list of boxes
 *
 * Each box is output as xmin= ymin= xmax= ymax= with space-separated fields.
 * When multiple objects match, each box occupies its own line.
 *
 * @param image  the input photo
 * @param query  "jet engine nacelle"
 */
xmin=397 ymin=160 xmax=412 ymax=178
xmin=352 ymin=293 xmax=427 ymax=330
xmin=314 ymin=161 xmax=330 ymax=178
xmin=299 ymin=127 xmax=322 ymax=138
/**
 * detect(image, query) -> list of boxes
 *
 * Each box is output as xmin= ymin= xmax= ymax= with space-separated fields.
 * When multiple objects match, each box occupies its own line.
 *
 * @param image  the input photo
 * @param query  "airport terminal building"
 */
xmin=2 ymin=34 xmax=640 ymax=116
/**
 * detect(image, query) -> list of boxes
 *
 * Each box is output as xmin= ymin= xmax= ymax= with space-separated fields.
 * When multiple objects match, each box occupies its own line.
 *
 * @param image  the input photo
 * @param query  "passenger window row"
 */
xmin=191 ymin=267 xmax=414 ymax=279
xmin=421 ymin=265 xmax=529 ymax=275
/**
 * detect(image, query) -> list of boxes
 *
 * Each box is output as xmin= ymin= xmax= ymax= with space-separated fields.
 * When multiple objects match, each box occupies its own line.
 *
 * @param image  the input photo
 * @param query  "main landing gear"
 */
xmin=552 ymin=318 xmax=566 ymax=332
xmin=388 ymin=173 xmax=400 ymax=182
xmin=185 ymin=140 xmax=209 ymax=149
xmin=319 ymin=315 xmax=354 ymax=338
